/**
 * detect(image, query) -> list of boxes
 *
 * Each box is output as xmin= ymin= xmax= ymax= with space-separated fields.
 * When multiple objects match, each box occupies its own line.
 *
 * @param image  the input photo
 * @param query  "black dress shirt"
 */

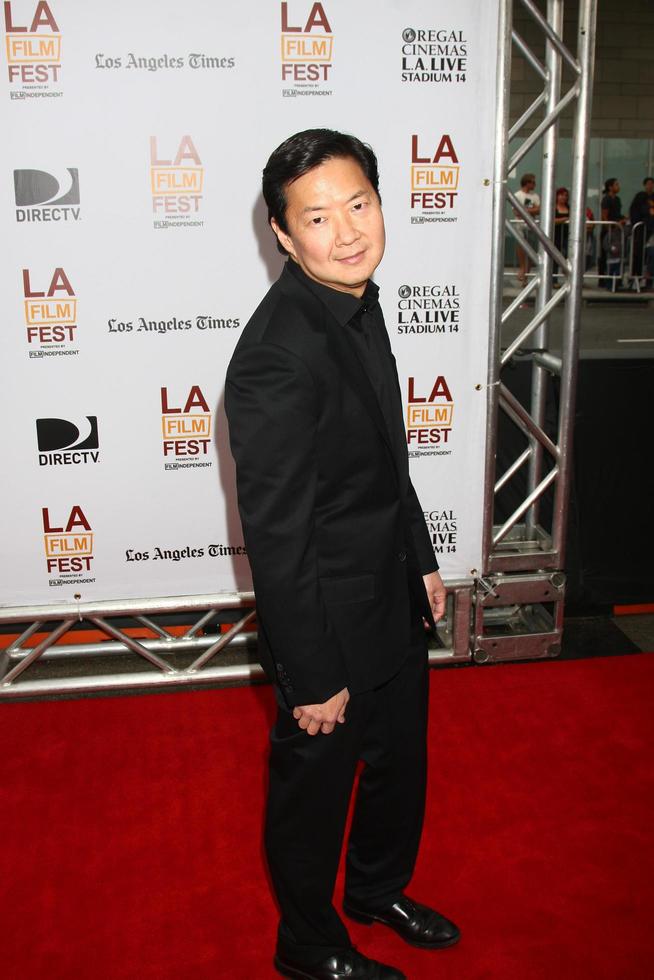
xmin=285 ymin=258 xmax=403 ymax=456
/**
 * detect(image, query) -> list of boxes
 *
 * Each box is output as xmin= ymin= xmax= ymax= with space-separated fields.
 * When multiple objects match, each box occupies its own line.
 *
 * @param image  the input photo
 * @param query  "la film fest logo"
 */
xmin=22 ymin=266 xmax=79 ymax=357
xmin=161 ymin=385 xmax=212 ymax=469
xmin=406 ymin=375 xmax=453 ymax=457
xmin=280 ymin=1 xmax=333 ymax=96
xmin=410 ymin=135 xmax=459 ymax=223
xmin=401 ymin=26 xmax=467 ymax=83
xmin=397 ymin=283 xmax=460 ymax=336
xmin=150 ymin=135 xmax=204 ymax=229
xmin=4 ymin=0 xmax=62 ymax=99
xmin=424 ymin=508 xmax=458 ymax=557
xmin=42 ymin=504 xmax=95 ymax=585
xmin=14 ymin=167 xmax=80 ymax=223
xmin=37 ymin=416 xmax=99 ymax=467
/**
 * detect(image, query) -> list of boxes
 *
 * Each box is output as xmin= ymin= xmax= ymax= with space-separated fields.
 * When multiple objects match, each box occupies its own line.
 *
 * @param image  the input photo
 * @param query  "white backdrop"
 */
xmin=1 ymin=0 xmax=499 ymax=606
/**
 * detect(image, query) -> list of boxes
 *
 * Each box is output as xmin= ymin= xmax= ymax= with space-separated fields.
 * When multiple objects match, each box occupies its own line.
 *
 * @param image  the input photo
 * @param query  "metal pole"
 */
xmin=526 ymin=0 xmax=563 ymax=535
xmin=481 ymin=0 xmax=513 ymax=576
xmin=551 ymin=0 xmax=597 ymax=559
xmin=0 ymin=591 xmax=255 ymax=624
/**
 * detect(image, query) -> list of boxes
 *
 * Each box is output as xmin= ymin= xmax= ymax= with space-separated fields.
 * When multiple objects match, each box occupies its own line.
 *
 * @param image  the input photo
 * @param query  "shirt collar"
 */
xmin=285 ymin=258 xmax=379 ymax=327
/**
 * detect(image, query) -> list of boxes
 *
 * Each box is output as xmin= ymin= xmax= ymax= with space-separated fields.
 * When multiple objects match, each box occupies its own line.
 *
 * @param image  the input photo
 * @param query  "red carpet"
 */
xmin=1 ymin=654 xmax=653 ymax=979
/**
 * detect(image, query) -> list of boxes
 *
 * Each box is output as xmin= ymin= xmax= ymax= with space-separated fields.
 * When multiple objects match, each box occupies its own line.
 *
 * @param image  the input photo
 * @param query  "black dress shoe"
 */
xmin=273 ymin=947 xmax=406 ymax=979
xmin=343 ymin=894 xmax=460 ymax=950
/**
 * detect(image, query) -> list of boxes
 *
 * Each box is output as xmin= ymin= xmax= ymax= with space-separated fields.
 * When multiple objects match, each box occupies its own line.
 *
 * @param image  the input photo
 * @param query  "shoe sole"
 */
xmin=343 ymin=906 xmax=461 ymax=950
xmin=274 ymin=955 xmax=316 ymax=979
xmin=274 ymin=952 xmax=407 ymax=979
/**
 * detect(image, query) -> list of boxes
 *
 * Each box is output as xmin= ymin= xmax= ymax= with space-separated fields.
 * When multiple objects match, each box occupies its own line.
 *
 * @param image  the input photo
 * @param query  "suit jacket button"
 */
xmin=398 ymin=551 xmax=407 ymax=561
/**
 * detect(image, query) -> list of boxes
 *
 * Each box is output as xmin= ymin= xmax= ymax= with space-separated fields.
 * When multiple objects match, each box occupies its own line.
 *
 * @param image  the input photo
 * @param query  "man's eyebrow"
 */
xmin=301 ymin=189 xmax=370 ymax=214
xmin=347 ymin=189 xmax=369 ymax=202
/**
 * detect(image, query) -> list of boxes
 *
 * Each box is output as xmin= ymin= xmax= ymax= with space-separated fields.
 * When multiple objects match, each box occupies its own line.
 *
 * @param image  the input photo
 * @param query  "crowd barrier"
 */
xmin=507 ymin=218 xmax=653 ymax=292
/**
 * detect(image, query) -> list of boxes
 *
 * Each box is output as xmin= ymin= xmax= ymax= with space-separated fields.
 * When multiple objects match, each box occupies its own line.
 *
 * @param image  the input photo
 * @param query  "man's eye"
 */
xmin=353 ymin=202 xmax=365 ymax=211
xmin=311 ymin=216 xmax=325 ymax=225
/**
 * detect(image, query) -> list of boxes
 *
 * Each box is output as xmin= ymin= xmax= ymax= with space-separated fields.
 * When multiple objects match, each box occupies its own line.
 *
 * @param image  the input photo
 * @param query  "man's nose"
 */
xmin=335 ymin=212 xmax=359 ymax=246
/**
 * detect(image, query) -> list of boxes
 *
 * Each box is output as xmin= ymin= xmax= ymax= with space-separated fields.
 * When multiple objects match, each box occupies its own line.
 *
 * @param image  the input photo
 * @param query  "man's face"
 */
xmin=272 ymin=156 xmax=385 ymax=297
xmin=645 ymin=179 xmax=654 ymax=195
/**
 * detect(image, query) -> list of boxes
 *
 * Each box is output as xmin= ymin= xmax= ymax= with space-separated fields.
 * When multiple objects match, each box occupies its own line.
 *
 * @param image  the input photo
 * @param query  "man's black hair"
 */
xmin=604 ymin=177 xmax=618 ymax=193
xmin=262 ymin=129 xmax=380 ymax=255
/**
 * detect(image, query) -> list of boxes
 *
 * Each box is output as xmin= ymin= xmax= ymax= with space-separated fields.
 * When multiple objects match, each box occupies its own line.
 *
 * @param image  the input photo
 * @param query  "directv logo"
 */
xmin=15 ymin=168 xmax=81 ymax=222
xmin=37 ymin=416 xmax=99 ymax=465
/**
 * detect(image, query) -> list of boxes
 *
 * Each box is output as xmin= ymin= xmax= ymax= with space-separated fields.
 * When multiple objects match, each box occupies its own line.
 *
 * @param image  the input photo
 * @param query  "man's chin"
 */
xmin=335 ymin=259 xmax=379 ymax=286
xmin=334 ymin=273 xmax=370 ymax=295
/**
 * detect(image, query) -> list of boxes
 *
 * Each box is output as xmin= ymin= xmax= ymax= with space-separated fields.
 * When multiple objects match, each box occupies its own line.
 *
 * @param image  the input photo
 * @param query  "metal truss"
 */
xmin=0 ymin=582 xmax=474 ymax=700
xmin=0 ymin=593 xmax=258 ymax=700
xmin=474 ymin=0 xmax=597 ymax=663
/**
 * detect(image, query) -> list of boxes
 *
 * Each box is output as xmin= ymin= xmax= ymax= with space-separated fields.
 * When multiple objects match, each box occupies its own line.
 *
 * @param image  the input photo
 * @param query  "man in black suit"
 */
xmin=225 ymin=130 xmax=459 ymax=980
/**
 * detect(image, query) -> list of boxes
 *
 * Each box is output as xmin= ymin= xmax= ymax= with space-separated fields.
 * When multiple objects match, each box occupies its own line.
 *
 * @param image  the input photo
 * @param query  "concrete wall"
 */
xmin=510 ymin=0 xmax=654 ymax=139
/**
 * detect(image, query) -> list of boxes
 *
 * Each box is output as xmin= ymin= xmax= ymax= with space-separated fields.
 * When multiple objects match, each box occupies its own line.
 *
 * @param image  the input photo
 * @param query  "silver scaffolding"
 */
xmin=475 ymin=0 xmax=597 ymax=663
xmin=0 ymin=0 xmax=597 ymax=699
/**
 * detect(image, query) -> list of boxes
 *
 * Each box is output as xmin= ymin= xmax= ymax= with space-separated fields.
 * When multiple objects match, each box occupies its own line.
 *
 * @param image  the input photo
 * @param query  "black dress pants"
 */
xmin=265 ymin=617 xmax=429 ymax=966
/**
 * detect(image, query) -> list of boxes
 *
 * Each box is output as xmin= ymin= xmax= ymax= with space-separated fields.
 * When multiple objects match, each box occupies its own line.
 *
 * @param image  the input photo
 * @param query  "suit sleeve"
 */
xmin=225 ymin=341 xmax=348 ymax=706
xmin=380 ymin=334 xmax=439 ymax=577
xmin=406 ymin=480 xmax=439 ymax=574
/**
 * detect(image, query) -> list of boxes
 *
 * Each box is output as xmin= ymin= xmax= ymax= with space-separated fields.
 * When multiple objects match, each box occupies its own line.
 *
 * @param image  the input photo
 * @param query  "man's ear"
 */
xmin=271 ymin=218 xmax=296 ymax=259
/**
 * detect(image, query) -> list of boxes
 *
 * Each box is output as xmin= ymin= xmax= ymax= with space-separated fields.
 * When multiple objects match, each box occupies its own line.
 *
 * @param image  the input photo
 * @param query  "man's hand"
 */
xmin=293 ymin=687 xmax=349 ymax=736
xmin=423 ymin=570 xmax=447 ymax=624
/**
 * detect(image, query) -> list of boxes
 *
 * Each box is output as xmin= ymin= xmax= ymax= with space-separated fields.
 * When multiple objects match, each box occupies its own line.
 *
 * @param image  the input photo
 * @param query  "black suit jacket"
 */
xmin=225 ymin=262 xmax=437 ymax=706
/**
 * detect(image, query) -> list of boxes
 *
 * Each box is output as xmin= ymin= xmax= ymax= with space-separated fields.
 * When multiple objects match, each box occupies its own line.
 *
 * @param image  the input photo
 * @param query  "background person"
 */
xmin=600 ymin=177 xmax=626 ymax=289
xmin=585 ymin=205 xmax=596 ymax=271
xmin=513 ymin=172 xmax=541 ymax=285
xmin=553 ymin=186 xmax=570 ymax=285
xmin=629 ymin=177 xmax=654 ymax=286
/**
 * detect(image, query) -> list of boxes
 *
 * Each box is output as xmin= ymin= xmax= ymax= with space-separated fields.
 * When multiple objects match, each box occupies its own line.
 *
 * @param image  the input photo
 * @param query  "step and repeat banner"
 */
xmin=1 ymin=0 xmax=499 ymax=606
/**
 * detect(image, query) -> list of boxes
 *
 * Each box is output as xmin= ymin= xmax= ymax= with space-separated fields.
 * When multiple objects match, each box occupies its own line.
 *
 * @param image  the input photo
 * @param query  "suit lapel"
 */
xmin=279 ymin=263 xmax=399 ymax=477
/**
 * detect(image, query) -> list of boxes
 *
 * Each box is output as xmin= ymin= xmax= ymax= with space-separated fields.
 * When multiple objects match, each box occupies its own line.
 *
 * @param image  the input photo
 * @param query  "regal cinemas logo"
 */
xmin=280 ymin=1 xmax=333 ymax=93
xmin=406 ymin=375 xmax=453 ymax=455
xmin=14 ymin=167 xmax=80 ymax=222
xmin=161 ymin=385 xmax=212 ymax=469
xmin=4 ymin=1 xmax=62 ymax=97
xmin=37 ymin=416 xmax=99 ymax=466
xmin=150 ymin=135 xmax=204 ymax=229
xmin=424 ymin=508 xmax=457 ymax=556
xmin=401 ymin=27 xmax=467 ymax=84
xmin=410 ymin=135 xmax=459 ymax=222
xmin=397 ymin=284 xmax=460 ymax=336
xmin=22 ymin=266 xmax=78 ymax=356
xmin=42 ymin=505 xmax=94 ymax=581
